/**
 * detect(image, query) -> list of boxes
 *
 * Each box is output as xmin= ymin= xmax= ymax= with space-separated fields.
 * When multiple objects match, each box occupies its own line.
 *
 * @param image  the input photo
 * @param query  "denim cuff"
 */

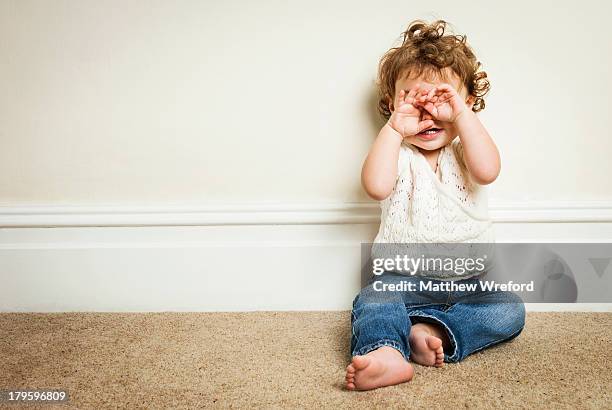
xmin=352 ymin=339 xmax=409 ymax=361
xmin=409 ymin=310 xmax=459 ymax=363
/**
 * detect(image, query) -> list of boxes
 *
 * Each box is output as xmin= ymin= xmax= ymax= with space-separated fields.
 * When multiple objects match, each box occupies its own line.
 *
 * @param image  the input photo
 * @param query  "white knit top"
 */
xmin=371 ymin=138 xmax=495 ymax=280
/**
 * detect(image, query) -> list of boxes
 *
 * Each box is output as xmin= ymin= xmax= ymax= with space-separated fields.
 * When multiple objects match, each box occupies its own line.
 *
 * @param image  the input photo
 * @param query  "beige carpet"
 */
xmin=1 ymin=312 xmax=610 ymax=409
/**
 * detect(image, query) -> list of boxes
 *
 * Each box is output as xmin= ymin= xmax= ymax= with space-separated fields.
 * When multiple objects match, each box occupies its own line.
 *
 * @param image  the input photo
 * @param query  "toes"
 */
xmin=409 ymin=334 xmax=445 ymax=367
xmin=346 ymin=382 xmax=356 ymax=390
xmin=435 ymin=352 xmax=445 ymax=368
xmin=352 ymin=355 xmax=370 ymax=370
xmin=346 ymin=364 xmax=355 ymax=374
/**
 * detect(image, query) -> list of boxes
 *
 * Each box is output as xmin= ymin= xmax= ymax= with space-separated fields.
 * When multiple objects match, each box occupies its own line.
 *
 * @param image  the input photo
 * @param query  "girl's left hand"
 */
xmin=414 ymin=84 xmax=468 ymax=123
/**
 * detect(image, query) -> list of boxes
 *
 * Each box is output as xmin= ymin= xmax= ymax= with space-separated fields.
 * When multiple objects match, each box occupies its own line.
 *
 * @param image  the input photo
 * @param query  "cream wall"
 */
xmin=1 ymin=0 xmax=611 ymax=206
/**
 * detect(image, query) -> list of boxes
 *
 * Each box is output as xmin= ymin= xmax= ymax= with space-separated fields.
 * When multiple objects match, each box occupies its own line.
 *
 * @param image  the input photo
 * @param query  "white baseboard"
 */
xmin=1 ymin=200 xmax=612 ymax=227
xmin=1 ymin=201 xmax=611 ymax=312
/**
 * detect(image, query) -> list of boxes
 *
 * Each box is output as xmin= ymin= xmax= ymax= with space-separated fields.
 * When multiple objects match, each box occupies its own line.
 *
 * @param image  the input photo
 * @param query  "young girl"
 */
xmin=345 ymin=20 xmax=525 ymax=391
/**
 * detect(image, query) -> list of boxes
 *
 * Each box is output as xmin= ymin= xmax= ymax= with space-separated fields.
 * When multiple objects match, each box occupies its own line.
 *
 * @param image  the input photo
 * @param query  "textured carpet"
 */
xmin=1 ymin=312 xmax=610 ymax=409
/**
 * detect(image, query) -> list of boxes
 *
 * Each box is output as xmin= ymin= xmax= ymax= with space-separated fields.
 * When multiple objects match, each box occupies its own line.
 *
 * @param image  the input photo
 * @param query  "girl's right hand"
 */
xmin=387 ymin=84 xmax=435 ymax=138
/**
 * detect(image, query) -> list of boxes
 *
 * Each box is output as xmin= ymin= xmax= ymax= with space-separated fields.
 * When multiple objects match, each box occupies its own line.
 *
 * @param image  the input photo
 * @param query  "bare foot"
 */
xmin=408 ymin=323 xmax=445 ymax=367
xmin=345 ymin=346 xmax=414 ymax=391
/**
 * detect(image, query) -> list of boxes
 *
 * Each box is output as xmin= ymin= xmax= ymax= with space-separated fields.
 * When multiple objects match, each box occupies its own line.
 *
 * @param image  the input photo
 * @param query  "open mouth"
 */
xmin=416 ymin=127 xmax=443 ymax=140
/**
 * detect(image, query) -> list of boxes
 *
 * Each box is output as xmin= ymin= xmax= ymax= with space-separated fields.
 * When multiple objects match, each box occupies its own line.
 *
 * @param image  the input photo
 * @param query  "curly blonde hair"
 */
xmin=377 ymin=20 xmax=490 ymax=120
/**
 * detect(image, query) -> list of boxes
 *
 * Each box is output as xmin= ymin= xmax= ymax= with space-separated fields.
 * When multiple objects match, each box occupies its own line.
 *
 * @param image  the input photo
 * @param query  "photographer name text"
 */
xmin=372 ymin=280 xmax=535 ymax=292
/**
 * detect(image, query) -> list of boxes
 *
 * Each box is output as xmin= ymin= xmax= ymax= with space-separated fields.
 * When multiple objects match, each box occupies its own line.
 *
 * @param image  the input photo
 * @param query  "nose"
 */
xmin=420 ymin=109 xmax=433 ymax=121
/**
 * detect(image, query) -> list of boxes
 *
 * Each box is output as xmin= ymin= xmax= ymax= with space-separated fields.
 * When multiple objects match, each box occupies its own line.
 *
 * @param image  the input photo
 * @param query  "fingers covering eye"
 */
xmin=407 ymin=87 xmax=418 ymax=99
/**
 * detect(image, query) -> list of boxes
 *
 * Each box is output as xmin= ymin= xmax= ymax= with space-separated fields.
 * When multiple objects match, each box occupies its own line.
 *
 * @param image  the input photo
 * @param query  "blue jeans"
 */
xmin=350 ymin=272 xmax=526 ymax=362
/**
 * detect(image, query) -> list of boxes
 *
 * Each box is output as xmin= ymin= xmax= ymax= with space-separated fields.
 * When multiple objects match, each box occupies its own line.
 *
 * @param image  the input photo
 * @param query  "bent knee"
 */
xmin=353 ymin=283 xmax=404 ymax=306
xmin=498 ymin=299 xmax=526 ymax=336
xmin=485 ymin=294 xmax=525 ymax=337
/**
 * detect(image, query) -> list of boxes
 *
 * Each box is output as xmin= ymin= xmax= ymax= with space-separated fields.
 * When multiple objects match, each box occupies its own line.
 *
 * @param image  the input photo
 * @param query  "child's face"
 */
xmin=392 ymin=71 xmax=472 ymax=151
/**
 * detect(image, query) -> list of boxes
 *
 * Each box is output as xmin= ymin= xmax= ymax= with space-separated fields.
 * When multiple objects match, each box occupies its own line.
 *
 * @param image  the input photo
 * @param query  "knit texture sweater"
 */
xmin=371 ymin=138 xmax=495 ymax=280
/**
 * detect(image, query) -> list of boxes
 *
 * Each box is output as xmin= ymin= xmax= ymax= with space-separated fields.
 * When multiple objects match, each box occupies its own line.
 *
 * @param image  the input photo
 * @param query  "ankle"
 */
xmin=372 ymin=345 xmax=406 ymax=360
xmin=411 ymin=323 xmax=433 ymax=336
